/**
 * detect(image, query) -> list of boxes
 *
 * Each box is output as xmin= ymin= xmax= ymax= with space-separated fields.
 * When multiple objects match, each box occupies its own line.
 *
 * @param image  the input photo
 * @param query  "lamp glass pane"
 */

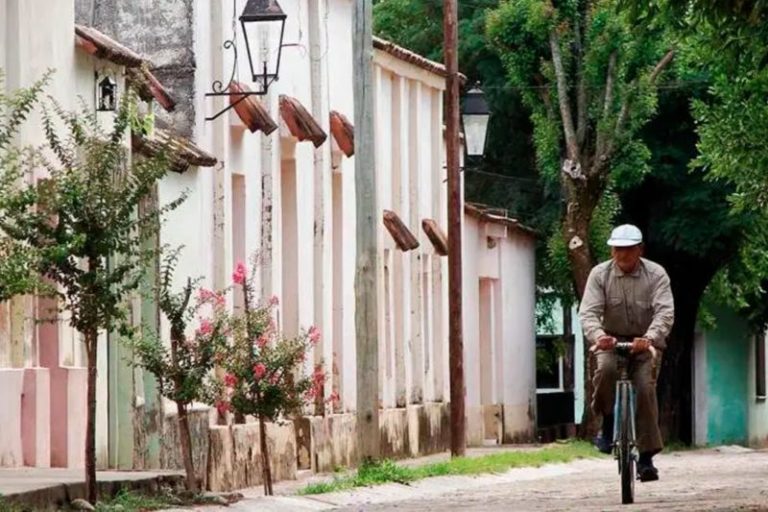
xmin=463 ymin=114 xmax=489 ymax=156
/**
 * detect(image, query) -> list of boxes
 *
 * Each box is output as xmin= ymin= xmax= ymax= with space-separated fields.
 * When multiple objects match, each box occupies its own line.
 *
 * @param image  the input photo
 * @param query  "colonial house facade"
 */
xmin=0 ymin=0 xmax=538 ymax=489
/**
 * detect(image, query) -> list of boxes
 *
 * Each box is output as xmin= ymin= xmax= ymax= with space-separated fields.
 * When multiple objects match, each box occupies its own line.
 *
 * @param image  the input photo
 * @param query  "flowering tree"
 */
xmin=0 ymin=87 xmax=182 ymax=503
xmin=130 ymin=250 xmax=228 ymax=492
xmin=210 ymin=262 xmax=330 ymax=495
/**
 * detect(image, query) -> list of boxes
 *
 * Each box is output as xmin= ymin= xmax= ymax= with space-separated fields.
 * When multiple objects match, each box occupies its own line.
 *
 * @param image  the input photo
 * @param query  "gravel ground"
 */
xmin=339 ymin=448 xmax=768 ymax=512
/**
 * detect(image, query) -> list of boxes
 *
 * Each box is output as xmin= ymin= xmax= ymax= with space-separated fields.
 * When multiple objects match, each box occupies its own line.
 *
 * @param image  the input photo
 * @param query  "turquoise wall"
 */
xmin=706 ymin=308 xmax=750 ymax=445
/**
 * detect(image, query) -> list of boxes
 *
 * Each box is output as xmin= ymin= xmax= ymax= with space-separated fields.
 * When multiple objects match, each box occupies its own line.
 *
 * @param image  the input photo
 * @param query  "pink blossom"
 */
xmin=223 ymin=373 xmax=238 ymax=388
xmin=326 ymin=391 xmax=340 ymax=405
xmin=253 ymin=363 xmax=267 ymax=380
xmin=312 ymin=366 xmax=325 ymax=386
xmin=198 ymin=318 xmax=213 ymax=335
xmin=256 ymin=334 xmax=270 ymax=349
xmin=214 ymin=293 xmax=226 ymax=308
xmin=269 ymin=371 xmax=281 ymax=385
xmin=198 ymin=288 xmax=215 ymax=301
xmin=215 ymin=400 xmax=230 ymax=415
xmin=308 ymin=326 xmax=321 ymax=345
xmin=269 ymin=295 xmax=280 ymax=306
xmin=232 ymin=262 xmax=247 ymax=285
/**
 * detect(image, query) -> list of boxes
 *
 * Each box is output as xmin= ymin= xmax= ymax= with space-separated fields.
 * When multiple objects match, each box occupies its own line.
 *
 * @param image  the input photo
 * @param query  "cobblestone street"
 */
xmin=344 ymin=448 xmax=768 ymax=512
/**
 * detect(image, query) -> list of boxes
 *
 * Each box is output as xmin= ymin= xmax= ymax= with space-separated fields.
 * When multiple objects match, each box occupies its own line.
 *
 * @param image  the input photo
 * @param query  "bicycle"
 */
xmin=591 ymin=339 xmax=656 ymax=505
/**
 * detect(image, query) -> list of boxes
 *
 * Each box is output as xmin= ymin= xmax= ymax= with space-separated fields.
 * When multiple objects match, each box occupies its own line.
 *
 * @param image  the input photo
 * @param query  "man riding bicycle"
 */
xmin=578 ymin=224 xmax=674 ymax=482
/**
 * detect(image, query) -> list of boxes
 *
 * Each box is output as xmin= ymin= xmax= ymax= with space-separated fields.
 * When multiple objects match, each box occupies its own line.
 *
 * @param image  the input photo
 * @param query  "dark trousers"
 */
xmin=591 ymin=350 xmax=663 ymax=454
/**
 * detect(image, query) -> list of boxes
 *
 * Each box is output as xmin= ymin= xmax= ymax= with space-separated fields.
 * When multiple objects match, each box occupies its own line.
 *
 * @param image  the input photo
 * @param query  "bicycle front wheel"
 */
xmin=620 ymin=385 xmax=635 ymax=505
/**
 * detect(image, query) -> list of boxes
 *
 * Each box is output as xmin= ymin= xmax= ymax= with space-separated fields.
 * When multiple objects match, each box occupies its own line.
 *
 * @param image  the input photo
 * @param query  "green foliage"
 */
xmin=373 ymin=0 xmax=444 ymax=62
xmin=485 ymin=0 xmax=674 ymax=300
xmin=130 ymin=250 xmax=227 ymax=405
xmin=0 ymin=71 xmax=51 ymax=301
xmin=299 ymin=441 xmax=602 ymax=495
xmin=94 ymin=490 xmax=176 ymax=512
xmin=0 ymin=90 xmax=184 ymax=338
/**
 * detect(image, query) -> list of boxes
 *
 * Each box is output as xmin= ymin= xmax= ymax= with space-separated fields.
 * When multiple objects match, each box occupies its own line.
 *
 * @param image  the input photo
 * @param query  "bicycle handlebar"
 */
xmin=589 ymin=340 xmax=657 ymax=359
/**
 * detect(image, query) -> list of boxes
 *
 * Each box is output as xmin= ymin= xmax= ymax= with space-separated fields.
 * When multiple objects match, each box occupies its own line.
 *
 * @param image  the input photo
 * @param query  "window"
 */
xmin=536 ymin=334 xmax=573 ymax=392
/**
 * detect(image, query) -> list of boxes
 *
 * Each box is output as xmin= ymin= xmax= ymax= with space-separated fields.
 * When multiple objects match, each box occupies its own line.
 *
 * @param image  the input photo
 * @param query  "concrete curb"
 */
xmin=1 ymin=472 xmax=185 ymax=511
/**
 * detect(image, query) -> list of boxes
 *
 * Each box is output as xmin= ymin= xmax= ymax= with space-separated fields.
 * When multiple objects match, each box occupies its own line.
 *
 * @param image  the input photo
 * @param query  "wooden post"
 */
xmin=354 ymin=0 xmax=380 ymax=461
xmin=443 ymin=0 xmax=466 ymax=457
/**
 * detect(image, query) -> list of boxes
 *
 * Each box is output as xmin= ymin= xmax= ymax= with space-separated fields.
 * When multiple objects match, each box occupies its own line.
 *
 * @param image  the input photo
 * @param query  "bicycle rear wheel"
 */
xmin=619 ymin=385 xmax=635 ymax=505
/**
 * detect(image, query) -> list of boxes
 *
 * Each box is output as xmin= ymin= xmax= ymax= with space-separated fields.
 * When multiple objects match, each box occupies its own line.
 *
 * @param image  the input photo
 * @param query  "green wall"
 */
xmin=706 ymin=308 xmax=750 ymax=445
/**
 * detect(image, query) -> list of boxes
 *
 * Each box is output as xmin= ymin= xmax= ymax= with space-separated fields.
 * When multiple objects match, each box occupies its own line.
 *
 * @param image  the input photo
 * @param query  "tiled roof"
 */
xmin=75 ymin=25 xmax=176 ymax=112
xmin=279 ymin=95 xmax=327 ymax=147
xmin=229 ymin=81 xmax=278 ymax=134
xmin=383 ymin=210 xmax=420 ymax=251
xmin=329 ymin=110 xmax=354 ymax=157
xmin=132 ymin=127 xmax=217 ymax=174
xmin=373 ymin=37 xmax=466 ymax=81
xmin=126 ymin=66 xmax=176 ymax=112
xmin=421 ymin=218 xmax=448 ymax=256
xmin=75 ymin=25 xmax=143 ymax=68
xmin=464 ymin=202 xmax=536 ymax=237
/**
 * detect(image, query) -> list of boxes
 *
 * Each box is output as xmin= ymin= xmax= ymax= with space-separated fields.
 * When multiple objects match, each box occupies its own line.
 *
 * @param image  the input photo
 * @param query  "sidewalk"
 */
xmin=0 ymin=467 xmax=184 ymax=510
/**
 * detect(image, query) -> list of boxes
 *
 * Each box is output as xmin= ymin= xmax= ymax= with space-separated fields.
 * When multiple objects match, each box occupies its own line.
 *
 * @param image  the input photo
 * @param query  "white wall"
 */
xmin=464 ymin=212 xmax=537 ymax=441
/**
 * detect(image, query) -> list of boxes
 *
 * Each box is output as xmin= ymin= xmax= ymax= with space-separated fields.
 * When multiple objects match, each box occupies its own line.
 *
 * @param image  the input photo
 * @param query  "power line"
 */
xmin=464 ymin=168 xmax=539 ymax=183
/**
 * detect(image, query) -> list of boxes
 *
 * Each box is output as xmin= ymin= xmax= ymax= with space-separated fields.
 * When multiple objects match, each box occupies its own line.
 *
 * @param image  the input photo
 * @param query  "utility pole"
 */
xmin=353 ymin=0 xmax=380 ymax=461
xmin=444 ymin=0 xmax=465 ymax=457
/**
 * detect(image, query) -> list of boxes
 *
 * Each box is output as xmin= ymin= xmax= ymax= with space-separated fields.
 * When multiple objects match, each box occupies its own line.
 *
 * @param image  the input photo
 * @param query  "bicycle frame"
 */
xmin=612 ymin=354 xmax=637 ymax=469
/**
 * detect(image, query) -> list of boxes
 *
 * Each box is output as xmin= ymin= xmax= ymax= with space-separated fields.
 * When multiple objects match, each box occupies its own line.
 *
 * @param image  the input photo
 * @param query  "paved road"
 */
xmin=336 ymin=448 xmax=768 ymax=512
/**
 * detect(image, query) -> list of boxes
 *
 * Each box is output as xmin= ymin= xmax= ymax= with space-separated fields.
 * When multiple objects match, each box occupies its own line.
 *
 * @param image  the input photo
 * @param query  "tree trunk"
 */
xmin=85 ymin=329 xmax=98 ymax=504
xmin=176 ymin=401 xmax=199 ymax=492
xmin=259 ymin=413 xmax=273 ymax=495
xmin=562 ymin=169 xmax=601 ymax=438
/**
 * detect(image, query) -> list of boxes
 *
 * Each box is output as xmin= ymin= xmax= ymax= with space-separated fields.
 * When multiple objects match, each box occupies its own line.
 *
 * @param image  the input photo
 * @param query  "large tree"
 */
xmin=486 ymin=0 xmax=674 ymax=298
xmin=486 ymin=0 xmax=675 ymax=432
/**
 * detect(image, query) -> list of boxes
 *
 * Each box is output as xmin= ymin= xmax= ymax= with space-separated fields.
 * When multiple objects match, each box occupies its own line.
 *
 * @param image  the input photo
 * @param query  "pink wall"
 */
xmin=22 ymin=368 xmax=51 ymax=467
xmin=0 ymin=370 xmax=25 ymax=466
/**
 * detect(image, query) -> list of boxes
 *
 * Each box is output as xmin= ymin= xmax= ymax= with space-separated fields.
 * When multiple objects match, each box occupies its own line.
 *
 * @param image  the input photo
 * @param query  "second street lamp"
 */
xmin=461 ymin=84 xmax=491 ymax=159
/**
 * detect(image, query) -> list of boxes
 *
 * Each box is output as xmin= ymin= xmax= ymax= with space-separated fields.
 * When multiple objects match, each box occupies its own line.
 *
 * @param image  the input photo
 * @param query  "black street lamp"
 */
xmin=461 ymin=84 xmax=491 ymax=159
xmin=205 ymin=0 xmax=287 ymax=121
xmin=240 ymin=0 xmax=287 ymax=89
xmin=97 ymin=74 xmax=117 ymax=112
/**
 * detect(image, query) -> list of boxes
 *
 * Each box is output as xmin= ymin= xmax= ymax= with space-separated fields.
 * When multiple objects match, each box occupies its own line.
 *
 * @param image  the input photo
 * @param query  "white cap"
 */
xmin=607 ymin=224 xmax=643 ymax=247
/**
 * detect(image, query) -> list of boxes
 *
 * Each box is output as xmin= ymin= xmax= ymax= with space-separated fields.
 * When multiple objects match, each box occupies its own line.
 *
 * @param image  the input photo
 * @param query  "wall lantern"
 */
xmin=97 ymin=74 xmax=117 ymax=112
xmin=205 ymin=0 xmax=287 ymax=121
xmin=461 ymin=83 xmax=491 ymax=159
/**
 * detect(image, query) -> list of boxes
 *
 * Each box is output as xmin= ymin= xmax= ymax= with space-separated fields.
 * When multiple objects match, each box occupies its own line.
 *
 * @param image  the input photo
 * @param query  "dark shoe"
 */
xmin=594 ymin=435 xmax=613 ymax=454
xmin=637 ymin=461 xmax=659 ymax=482
xmin=594 ymin=414 xmax=614 ymax=454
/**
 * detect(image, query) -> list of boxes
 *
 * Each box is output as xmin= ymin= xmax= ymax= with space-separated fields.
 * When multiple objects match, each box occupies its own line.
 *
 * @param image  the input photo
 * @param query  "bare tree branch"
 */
xmin=592 ymin=48 xmax=676 ymax=175
xmin=534 ymin=74 xmax=556 ymax=120
xmin=594 ymin=50 xmax=618 ymax=161
xmin=575 ymin=18 xmax=589 ymax=147
xmin=549 ymin=30 xmax=580 ymax=161
xmin=615 ymin=49 xmax=675 ymax=139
